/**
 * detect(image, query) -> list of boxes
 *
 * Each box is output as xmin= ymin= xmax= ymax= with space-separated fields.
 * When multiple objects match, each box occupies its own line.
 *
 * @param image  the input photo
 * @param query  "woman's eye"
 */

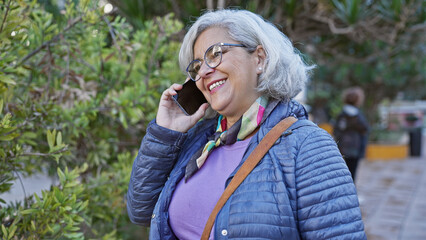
xmin=213 ymin=50 xmax=221 ymax=57
xmin=210 ymin=45 xmax=222 ymax=57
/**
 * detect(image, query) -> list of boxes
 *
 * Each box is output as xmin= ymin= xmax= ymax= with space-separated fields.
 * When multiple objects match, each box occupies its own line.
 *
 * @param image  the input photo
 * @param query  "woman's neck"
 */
xmin=222 ymin=95 xmax=262 ymax=130
xmin=226 ymin=117 xmax=239 ymax=130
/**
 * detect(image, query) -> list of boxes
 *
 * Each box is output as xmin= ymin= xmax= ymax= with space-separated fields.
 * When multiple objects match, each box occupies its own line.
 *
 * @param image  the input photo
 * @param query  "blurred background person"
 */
xmin=334 ymin=87 xmax=369 ymax=181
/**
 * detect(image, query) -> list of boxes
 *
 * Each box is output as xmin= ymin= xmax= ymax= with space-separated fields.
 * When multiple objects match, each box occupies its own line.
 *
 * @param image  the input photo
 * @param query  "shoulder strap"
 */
xmin=201 ymin=116 xmax=298 ymax=239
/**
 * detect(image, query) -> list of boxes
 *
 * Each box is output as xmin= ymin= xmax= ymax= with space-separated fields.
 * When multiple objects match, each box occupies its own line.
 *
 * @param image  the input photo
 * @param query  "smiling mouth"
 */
xmin=208 ymin=80 xmax=226 ymax=91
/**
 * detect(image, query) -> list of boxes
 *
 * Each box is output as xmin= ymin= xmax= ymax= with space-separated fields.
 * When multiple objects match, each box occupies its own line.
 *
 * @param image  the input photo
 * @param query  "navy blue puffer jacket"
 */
xmin=127 ymin=100 xmax=367 ymax=239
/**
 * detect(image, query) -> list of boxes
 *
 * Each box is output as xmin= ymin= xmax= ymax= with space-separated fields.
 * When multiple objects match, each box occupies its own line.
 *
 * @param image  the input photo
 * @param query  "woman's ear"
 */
xmin=254 ymin=45 xmax=266 ymax=74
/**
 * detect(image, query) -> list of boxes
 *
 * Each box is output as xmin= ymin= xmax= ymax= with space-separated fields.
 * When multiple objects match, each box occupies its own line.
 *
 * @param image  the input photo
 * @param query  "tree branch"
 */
xmin=20 ymin=147 xmax=69 ymax=157
xmin=144 ymin=18 xmax=166 ymax=87
xmin=207 ymin=0 xmax=213 ymax=11
xmin=218 ymin=0 xmax=225 ymax=9
xmin=170 ymin=0 xmax=182 ymax=19
xmin=0 ymin=0 xmax=11 ymax=34
xmin=327 ymin=18 xmax=354 ymax=35
xmin=16 ymin=16 xmax=83 ymax=67
xmin=310 ymin=14 xmax=354 ymax=35
xmin=13 ymin=169 xmax=27 ymax=203
xmin=123 ymin=50 xmax=136 ymax=84
xmin=409 ymin=22 xmax=426 ymax=33
xmin=102 ymin=15 xmax=117 ymax=46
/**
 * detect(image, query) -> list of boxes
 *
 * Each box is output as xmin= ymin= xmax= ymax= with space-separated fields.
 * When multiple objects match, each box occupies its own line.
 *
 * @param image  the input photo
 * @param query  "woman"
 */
xmin=333 ymin=87 xmax=369 ymax=181
xmin=127 ymin=9 xmax=367 ymax=239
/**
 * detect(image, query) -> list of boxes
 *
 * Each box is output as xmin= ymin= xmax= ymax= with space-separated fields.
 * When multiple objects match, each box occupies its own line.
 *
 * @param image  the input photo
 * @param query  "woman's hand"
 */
xmin=156 ymin=83 xmax=209 ymax=132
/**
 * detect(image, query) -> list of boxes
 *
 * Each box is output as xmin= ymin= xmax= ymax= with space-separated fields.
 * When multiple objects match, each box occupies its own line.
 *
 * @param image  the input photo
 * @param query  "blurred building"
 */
xmin=377 ymin=100 xmax=426 ymax=157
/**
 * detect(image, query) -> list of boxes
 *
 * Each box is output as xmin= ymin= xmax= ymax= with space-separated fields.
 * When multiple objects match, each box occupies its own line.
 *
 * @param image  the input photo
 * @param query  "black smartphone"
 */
xmin=172 ymin=80 xmax=207 ymax=116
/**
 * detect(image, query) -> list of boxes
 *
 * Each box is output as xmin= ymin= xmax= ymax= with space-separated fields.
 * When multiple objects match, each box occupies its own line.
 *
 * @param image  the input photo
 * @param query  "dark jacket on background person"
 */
xmin=334 ymin=104 xmax=369 ymax=159
xmin=127 ymin=100 xmax=367 ymax=240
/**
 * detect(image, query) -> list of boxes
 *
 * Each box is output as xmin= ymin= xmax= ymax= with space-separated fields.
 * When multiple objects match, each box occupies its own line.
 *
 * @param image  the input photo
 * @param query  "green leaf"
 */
xmin=53 ymin=154 xmax=61 ymax=164
xmin=0 ymin=99 xmax=3 ymax=114
xmin=73 ymin=215 xmax=85 ymax=223
xmin=1 ymin=225 xmax=7 ymax=239
xmin=20 ymin=209 xmax=38 ymax=215
xmin=102 ymin=230 xmax=117 ymax=240
xmin=56 ymin=131 xmax=62 ymax=146
xmin=43 ymin=195 xmax=52 ymax=209
xmin=20 ymin=131 xmax=37 ymax=139
xmin=51 ymin=224 xmax=60 ymax=235
xmin=34 ymin=193 xmax=41 ymax=203
xmin=0 ymin=126 xmax=18 ymax=135
xmin=66 ymin=226 xmax=80 ymax=232
xmin=0 ymin=75 xmax=16 ymax=85
xmin=64 ymin=232 xmax=84 ymax=238
xmin=0 ymin=132 xmax=19 ymax=141
xmin=46 ymin=224 xmax=54 ymax=234
xmin=81 ymin=163 xmax=88 ymax=172
xmin=54 ymin=188 xmax=63 ymax=203
xmin=47 ymin=129 xmax=55 ymax=149
xmin=58 ymin=168 xmax=66 ymax=185
xmin=78 ymin=200 xmax=88 ymax=212
xmin=64 ymin=181 xmax=79 ymax=188
xmin=50 ymin=145 xmax=65 ymax=153
xmin=119 ymin=111 xmax=128 ymax=129
xmin=52 ymin=202 xmax=61 ymax=210
xmin=8 ymin=225 xmax=17 ymax=239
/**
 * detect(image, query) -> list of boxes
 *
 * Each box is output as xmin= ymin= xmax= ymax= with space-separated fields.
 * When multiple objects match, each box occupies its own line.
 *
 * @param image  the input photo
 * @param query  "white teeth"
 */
xmin=209 ymin=80 xmax=226 ymax=91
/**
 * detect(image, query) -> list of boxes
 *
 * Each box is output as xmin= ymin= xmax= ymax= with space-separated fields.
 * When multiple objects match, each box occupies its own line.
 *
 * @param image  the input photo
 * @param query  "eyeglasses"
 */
xmin=186 ymin=42 xmax=246 ymax=81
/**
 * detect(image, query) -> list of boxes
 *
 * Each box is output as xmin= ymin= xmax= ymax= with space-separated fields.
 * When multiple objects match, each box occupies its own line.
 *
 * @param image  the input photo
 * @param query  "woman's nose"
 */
xmin=197 ymin=62 xmax=215 ymax=79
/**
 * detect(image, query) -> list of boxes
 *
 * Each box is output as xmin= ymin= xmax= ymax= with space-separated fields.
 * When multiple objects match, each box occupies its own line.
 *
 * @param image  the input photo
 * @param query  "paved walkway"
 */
xmin=356 ymin=139 xmax=426 ymax=239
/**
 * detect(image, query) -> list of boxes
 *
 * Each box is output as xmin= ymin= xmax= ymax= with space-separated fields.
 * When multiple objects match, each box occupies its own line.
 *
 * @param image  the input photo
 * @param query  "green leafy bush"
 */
xmin=1 ymin=0 xmax=183 ymax=238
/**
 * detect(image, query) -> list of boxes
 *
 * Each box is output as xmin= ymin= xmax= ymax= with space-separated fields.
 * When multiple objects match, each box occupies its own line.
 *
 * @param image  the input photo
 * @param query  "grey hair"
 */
xmin=179 ymin=9 xmax=315 ymax=101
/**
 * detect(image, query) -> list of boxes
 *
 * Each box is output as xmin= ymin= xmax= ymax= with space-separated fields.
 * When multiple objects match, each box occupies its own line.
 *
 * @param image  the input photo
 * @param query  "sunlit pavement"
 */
xmin=0 ymin=172 xmax=55 ymax=207
xmin=356 ymin=144 xmax=426 ymax=239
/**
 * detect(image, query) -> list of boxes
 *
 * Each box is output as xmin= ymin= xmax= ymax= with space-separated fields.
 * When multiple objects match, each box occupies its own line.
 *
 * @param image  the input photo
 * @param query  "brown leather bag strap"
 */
xmin=201 ymin=116 xmax=298 ymax=239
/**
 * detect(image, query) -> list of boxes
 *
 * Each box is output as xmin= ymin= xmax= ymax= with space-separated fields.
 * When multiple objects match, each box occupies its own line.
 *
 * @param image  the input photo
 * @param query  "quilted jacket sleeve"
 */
xmin=295 ymin=128 xmax=367 ymax=240
xmin=127 ymin=120 xmax=187 ymax=226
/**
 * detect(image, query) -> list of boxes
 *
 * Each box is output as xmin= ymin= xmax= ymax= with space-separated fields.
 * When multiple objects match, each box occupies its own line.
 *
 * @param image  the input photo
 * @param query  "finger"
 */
xmin=161 ymin=84 xmax=182 ymax=99
xmin=166 ymin=88 xmax=177 ymax=96
xmin=160 ymin=89 xmax=174 ymax=101
xmin=191 ymin=103 xmax=209 ymax=120
xmin=171 ymin=83 xmax=183 ymax=91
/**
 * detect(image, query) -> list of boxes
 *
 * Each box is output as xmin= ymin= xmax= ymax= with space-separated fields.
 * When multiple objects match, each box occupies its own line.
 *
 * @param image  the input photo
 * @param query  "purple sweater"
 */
xmin=168 ymin=137 xmax=252 ymax=239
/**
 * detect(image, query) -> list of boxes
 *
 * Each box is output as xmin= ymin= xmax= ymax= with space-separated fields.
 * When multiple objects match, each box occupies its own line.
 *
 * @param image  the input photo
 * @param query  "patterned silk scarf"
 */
xmin=185 ymin=96 xmax=279 ymax=180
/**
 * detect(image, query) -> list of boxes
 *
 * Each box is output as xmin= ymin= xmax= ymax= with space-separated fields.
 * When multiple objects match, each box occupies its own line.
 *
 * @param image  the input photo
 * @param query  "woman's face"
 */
xmin=193 ymin=27 xmax=262 ymax=121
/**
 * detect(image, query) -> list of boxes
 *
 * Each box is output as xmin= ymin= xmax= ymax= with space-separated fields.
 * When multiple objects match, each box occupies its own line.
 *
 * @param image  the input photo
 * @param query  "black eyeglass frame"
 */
xmin=186 ymin=42 xmax=246 ymax=82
